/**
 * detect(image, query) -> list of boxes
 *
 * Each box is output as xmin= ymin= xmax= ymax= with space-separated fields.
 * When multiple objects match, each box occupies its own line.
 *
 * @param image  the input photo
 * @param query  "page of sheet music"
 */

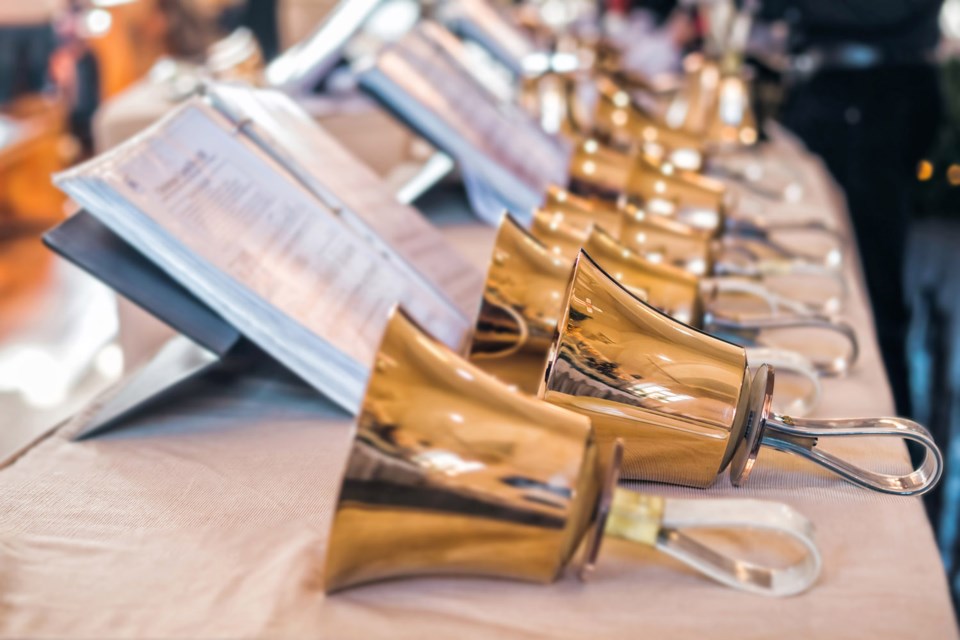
xmin=204 ymin=83 xmax=484 ymax=317
xmin=56 ymin=101 xmax=471 ymax=411
xmin=359 ymin=23 xmax=570 ymax=223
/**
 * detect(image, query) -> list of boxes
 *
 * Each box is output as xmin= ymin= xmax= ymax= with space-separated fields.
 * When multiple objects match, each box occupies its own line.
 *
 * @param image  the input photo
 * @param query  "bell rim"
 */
xmin=729 ymin=364 xmax=775 ymax=486
xmin=577 ymin=439 xmax=624 ymax=580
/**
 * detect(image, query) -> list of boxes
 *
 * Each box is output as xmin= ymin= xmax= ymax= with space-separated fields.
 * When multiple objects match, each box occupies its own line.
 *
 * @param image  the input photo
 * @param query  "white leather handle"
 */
xmin=745 ymin=346 xmax=822 ymax=416
xmin=658 ymin=497 xmax=822 ymax=597
xmin=708 ymin=278 xmax=820 ymax=317
xmin=754 ymin=260 xmax=848 ymax=315
xmin=605 ymin=491 xmax=822 ymax=597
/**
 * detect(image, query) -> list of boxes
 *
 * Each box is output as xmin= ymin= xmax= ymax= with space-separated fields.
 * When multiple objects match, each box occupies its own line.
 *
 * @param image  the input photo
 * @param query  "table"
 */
xmin=1 ymin=132 xmax=957 ymax=638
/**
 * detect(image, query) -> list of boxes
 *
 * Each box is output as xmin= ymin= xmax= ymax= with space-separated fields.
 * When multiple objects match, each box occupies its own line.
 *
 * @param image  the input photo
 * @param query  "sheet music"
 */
xmin=358 ymin=23 xmax=570 ymax=223
xmin=204 ymin=83 xmax=483 ymax=318
xmin=55 ymin=101 xmax=471 ymax=412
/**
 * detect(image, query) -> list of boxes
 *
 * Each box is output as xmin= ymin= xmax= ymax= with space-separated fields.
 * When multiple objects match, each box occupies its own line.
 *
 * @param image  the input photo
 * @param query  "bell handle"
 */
xmin=722 ymin=222 xmax=843 ymax=266
xmin=726 ymin=215 xmax=842 ymax=239
xmin=755 ymin=260 xmax=848 ymax=315
xmin=711 ymin=165 xmax=788 ymax=202
xmin=709 ymin=314 xmax=859 ymax=377
xmin=715 ymin=256 xmax=848 ymax=316
xmin=745 ymin=347 xmax=821 ymax=417
xmin=761 ymin=414 xmax=944 ymax=496
xmin=707 ymin=278 xmax=818 ymax=317
xmin=606 ymin=491 xmax=822 ymax=597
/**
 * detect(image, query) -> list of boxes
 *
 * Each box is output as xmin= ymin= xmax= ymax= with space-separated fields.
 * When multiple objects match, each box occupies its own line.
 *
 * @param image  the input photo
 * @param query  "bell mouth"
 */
xmin=577 ymin=439 xmax=624 ymax=580
xmin=728 ymin=364 xmax=775 ymax=486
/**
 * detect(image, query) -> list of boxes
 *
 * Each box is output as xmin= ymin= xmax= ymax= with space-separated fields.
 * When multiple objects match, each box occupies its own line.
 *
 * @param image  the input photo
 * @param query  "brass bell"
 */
xmin=568 ymin=138 xmax=728 ymax=233
xmin=618 ymin=203 xmax=847 ymax=314
xmin=535 ymin=186 xmax=622 ymax=238
xmin=533 ymin=217 xmax=859 ymax=377
xmin=664 ymin=54 xmax=721 ymax=135
xmin=567 ymin=137 xmax=844 ymax=268
xmin=325 ymin=307 xmax=822 ymax=596
xmin=540 ymin=251 xmax=943 ymax=495
xmin=706 ymin=72 xmax=759 ymax=149
xmin=472 ymin=215 xmax=820 ymax=405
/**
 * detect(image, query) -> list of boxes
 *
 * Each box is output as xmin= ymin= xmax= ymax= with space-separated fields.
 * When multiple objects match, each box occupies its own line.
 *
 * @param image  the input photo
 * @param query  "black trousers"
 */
xmin=0 ymin=24 xmax=56 ymax=104
xmin=781 ymin=64 xmax=943 ymax=416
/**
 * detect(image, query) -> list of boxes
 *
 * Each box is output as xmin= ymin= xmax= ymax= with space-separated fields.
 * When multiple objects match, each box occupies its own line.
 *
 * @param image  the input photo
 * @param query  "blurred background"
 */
xmin=1 ymin=0 xmax=959 ymax=606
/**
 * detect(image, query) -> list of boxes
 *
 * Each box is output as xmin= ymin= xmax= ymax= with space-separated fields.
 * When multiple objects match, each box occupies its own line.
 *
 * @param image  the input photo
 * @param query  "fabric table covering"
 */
xmin=1 ymin=131 xmax=957 ymax=638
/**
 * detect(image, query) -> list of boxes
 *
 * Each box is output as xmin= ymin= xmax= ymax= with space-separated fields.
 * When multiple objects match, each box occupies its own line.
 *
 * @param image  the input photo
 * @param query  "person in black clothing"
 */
xmin=763 ymin=0 xmax=944 ymax=417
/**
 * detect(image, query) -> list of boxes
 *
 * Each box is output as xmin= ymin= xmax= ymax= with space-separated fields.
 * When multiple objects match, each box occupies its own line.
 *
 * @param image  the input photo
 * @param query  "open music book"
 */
xmin=54 ymin=83 xmax=482 ymax=414
xmin=357 ymin=22 xmax=570 ymax=223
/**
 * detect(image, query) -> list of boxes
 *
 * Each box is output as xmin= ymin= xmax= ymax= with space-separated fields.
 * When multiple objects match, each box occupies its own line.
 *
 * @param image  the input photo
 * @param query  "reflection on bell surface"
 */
xmin=539 ymin=251 xmax=943 ymax=495
xmin=326 ymin=308 xmax=824 ymax=597
xmin=325 ymin=307 xmax=602 ymax=592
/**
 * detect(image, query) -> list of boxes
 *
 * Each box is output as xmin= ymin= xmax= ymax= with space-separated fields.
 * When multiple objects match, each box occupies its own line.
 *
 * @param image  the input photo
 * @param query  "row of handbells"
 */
xmin=318 ymin=13 xmax=935 ymax=596
xmin=321 ymin=201 xmax=943 ymax=599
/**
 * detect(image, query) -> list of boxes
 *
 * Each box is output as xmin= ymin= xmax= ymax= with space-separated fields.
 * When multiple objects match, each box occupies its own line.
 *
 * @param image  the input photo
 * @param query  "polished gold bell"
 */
xmin=546 ymin=190 xmax=847 ymax=312
xmin=536 ymin=190 xmax=717 ymax=278
xmin=476 ymin=214 xmax=852 ymax=389
xmin=567 ymin=137 xmax=729 ymax=233
xmin=540 ymin=252 xmax=942 ymax=495
xmin=325 ymin=308 xmax=823 ymax=596
xmin=326 ymin=307 xmax=601 ymax=592
xmin=567 ymin=136 xmax=845 ymax=269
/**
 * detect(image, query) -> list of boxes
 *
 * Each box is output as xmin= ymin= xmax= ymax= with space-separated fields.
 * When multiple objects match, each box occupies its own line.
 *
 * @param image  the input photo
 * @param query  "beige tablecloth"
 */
xmin=1 ymin=133 xmax=957 ymax=638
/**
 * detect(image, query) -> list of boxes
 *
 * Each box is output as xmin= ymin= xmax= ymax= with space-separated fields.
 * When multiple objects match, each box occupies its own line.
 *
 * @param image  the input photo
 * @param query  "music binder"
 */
xmin=356 ymin=22 xmax=570 ymax=224
xmin=48 ymin=84 xmax=484 ymax=439
xmin=43 ymin=211 xmax=264 ymax=438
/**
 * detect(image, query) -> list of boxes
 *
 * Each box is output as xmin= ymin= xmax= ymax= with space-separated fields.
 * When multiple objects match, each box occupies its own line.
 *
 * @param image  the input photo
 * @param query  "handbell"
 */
xmin=473 ymin=215 xmax=824 ymax=416
xmin=534 ymin=216 xmax=859 ymax=377
xmin=568 ymin=138 xmax=727 ymax=232
xmin=536 ymin=186 xmax=623 ymax=238
xmin=536 ymin=194 xmax=845 ymax=322
xmin=325 ymin=307 xmax=823 ymax=596
xmin=540 ymin=252 xmax=943 ymax=495
xmin=567 ymin=138 xmax=845 ymax=266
